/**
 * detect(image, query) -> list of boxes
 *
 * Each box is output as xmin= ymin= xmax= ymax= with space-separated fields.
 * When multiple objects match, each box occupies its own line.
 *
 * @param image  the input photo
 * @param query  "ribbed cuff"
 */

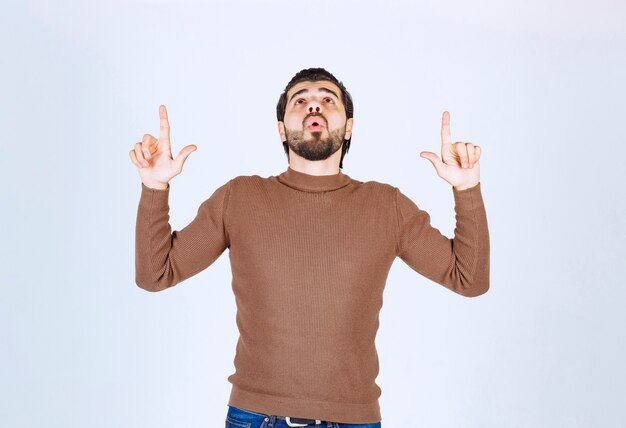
xmin=452 ymin=181 xmax=483 ymax=208
xmin=140 ymin=182 xmax=170 ymax=205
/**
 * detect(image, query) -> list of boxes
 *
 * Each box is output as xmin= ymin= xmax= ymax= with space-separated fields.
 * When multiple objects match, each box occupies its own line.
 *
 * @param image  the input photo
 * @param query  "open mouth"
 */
xmin=305 ymin=116 xmax=325 ymax=131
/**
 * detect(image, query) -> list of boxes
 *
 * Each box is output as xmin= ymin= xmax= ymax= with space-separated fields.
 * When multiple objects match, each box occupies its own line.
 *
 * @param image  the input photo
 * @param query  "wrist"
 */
xmin=453 ymin=181 xmax=479 ymax=191
xmin=143 ymin=181 xmax=169 ymax=190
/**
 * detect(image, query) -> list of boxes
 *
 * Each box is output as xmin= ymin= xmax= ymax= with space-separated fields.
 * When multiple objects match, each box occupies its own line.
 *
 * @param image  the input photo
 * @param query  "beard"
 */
xmin=284 ymin=125 xmax=346 ymax=161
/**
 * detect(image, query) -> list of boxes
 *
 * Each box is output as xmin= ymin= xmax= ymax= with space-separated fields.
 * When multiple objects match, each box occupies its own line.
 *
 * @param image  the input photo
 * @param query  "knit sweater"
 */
xmin=134 ymin=166 xmax=490 ymax=424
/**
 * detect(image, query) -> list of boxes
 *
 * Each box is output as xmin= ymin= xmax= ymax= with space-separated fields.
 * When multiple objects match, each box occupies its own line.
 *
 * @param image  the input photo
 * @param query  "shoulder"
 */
xmin=226 ymin=174 xmax=276 ymax=196
xmin=229 ymin=174 xmax=270 ymax=187
xmin=348 ymin=176 xmax=397 ymax=195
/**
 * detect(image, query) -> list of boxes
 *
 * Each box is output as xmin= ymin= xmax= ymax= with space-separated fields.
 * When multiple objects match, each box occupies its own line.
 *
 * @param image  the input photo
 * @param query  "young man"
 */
xmin=130 ymin=68 xmax=489 ymax=427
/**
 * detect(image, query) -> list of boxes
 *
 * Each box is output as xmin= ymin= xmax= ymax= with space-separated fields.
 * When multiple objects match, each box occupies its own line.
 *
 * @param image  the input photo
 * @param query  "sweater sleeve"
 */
xmin=135 ymin=179 xmax=232 ymax=292
xmin=394 ymin=182 xmax=490 ymax=297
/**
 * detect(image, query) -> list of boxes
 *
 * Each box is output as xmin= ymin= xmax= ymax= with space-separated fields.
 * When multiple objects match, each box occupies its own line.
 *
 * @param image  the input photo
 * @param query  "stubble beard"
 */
xmin=284 ymin=126 xmax=346 ymax=161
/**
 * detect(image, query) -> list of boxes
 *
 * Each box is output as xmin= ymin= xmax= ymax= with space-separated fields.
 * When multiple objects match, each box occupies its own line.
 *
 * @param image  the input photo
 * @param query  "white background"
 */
xmin=2 ymin=0 xmax=625 ymax=427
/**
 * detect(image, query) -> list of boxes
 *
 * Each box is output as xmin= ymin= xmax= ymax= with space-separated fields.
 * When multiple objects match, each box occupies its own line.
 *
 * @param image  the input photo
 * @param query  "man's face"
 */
xmin=278 ymin=80 xmax=353 ymax=162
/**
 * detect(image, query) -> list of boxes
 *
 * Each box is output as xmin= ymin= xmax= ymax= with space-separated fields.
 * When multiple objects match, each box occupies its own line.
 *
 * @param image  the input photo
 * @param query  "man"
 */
xmin=130 ymin=67 xmax=489 ymax=427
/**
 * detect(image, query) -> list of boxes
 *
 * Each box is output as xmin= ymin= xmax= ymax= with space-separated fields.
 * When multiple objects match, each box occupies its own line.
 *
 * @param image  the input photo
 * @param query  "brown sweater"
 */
xmin=135 ymin=166 xmax=490 ymax=424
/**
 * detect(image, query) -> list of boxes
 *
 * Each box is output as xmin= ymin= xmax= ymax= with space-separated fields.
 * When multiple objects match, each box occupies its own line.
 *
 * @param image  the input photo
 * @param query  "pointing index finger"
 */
xmin=159 ymin=104 xmax=171 ymax=147
xmin=441 ymin=111 xmax=451 ymax=149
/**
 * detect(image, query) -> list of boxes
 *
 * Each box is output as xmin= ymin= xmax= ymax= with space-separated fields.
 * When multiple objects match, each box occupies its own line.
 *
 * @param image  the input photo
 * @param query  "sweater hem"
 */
xmin=227 ymin=384 xmax=382 ymax=424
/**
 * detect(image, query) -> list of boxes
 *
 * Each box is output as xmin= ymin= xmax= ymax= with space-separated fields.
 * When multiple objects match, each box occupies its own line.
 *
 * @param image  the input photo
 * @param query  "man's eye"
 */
xmin=325 ymin=98 xmax=333 ymax=103
xmin=295 ymin=99 xmax=304 ymax=104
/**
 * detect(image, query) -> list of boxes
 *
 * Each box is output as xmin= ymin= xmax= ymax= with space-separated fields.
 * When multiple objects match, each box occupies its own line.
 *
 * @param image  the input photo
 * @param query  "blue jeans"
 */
xmin=225 ymin=405 xmax=382 ymax=428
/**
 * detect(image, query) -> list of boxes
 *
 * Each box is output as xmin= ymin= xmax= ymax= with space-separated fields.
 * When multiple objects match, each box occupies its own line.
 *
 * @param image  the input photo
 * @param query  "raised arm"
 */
xmin=130 ymin=104 xmax=230 ymax=291
xmin=398 ymin=110 xmax=489 ymax=297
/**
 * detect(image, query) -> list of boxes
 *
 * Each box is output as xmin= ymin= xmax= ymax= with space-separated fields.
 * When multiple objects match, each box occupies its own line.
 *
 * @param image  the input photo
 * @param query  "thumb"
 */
xmin=175 ymin=145 xmax=197 ymax=169
xmin=420 ymin=151 xmax=444 ymax=175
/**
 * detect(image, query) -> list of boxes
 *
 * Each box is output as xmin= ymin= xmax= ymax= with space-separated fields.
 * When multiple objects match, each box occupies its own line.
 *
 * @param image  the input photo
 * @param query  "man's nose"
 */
xmin=308 ymin=103 xmax=321 ymax=113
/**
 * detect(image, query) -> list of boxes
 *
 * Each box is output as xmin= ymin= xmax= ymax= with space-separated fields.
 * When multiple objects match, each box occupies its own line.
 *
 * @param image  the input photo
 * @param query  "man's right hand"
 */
xmin=129 ymin=105 xmax=197 ymax=190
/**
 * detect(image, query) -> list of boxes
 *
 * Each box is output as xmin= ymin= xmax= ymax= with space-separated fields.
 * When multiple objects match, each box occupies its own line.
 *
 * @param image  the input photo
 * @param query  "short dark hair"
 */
xmin=276 ymin=67 xmax=354 ymax=169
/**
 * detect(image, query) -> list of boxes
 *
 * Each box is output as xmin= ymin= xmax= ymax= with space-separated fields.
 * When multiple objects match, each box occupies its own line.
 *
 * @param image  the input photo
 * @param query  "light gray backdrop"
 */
xmin=2 ymin=0 xmax=625 ymax=427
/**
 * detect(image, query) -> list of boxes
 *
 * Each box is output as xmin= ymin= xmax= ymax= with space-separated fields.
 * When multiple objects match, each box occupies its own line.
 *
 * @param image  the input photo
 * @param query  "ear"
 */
xmin=277 ymin=121 xmax=286 ymax=142
xmin=344 ymin=118 xmax=354 ymax=140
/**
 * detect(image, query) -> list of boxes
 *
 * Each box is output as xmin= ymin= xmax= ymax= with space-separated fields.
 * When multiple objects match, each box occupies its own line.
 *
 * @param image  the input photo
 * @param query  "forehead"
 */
xmin=286 ymin=80 xmax=343 ymax=100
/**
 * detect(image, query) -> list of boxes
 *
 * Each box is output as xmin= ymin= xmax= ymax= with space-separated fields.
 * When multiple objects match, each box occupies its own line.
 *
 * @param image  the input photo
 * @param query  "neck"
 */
xmin=277 ymin=165 xmax=352 ymax=192
xmin=287 ymin=160 xmax=340 ymax=176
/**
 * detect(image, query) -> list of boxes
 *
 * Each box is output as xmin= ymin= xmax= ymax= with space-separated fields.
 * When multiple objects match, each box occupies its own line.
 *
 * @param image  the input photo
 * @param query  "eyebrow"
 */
xmin=288 ymin=87 xmax=340 ymax=104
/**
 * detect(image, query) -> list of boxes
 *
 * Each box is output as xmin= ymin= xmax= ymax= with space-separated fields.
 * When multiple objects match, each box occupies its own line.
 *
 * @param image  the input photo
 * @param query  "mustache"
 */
xmin=303 ymin=113 xmax=327 ymax=126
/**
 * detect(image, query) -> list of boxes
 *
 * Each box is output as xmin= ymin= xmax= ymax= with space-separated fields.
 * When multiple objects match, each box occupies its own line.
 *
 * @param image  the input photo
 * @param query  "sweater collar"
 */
xmin=277 ymin=166 xmax=352 ymax=192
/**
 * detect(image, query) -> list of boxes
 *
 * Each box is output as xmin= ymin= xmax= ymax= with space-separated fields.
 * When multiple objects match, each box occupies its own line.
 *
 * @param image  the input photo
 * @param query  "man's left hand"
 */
xmin=420 ymin=111 xmax=481 ymax=191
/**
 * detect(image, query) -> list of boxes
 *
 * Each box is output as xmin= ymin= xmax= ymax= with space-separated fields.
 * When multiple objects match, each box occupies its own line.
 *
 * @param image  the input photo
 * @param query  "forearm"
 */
xmin=135 ymin=182 xmax=174 ymax=291
xmin=450 ymin=182 xmax=490 ymax=296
